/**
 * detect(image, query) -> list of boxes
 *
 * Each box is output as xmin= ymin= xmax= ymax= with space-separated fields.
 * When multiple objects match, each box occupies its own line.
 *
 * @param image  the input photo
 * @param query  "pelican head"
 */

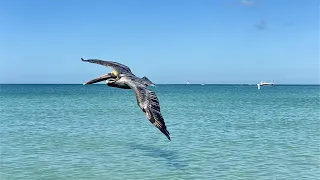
xmin=111 ymin=70 xmax=119 ymax=77
xmin=104 ymin=70 xmax=119 ymax=85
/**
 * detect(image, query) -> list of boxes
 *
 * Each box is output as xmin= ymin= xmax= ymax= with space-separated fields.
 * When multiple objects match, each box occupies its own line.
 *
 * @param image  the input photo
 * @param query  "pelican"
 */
xmin=81 ymin=58 xmax=171 ymax=140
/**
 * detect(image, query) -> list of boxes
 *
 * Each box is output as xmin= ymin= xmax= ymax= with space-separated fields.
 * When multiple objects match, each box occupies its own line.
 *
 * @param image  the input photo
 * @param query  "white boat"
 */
xmin=257 ymin=81 xmax=274 ymax=89
xmin=259 ymin=81 xmax=274 ymax=86
xmin=187 ymin=81 xmax=190 ymax=85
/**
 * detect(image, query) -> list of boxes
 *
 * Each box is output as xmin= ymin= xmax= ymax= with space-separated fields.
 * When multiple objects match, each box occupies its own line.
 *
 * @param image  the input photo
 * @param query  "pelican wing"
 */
xmin=81 ymin=58 xmax=132 ymax=75
xmin=125 ymin=76 xmax=171 ymax=140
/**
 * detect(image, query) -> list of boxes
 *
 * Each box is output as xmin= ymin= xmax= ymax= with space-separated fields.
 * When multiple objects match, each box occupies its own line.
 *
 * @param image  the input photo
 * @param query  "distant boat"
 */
xmin=259 ymin=81 xmax=274 ymax=86
xmin=201 ymin=83 xmax=205 ymax=86
xmin=187 ymin=81 xmax=190 ymax=85
xmin=257 ymin=80 xmax=274 ymax=89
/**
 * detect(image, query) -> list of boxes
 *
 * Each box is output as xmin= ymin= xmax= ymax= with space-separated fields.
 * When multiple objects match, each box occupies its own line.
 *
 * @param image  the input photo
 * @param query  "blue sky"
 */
xmin=0 ymin=0 xmax=319 ymax=84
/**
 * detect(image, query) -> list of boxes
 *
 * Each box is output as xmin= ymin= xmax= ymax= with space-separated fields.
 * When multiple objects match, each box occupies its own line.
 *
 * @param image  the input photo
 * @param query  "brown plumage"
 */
xmin=81 ymin=58 xmax=170 ymax=140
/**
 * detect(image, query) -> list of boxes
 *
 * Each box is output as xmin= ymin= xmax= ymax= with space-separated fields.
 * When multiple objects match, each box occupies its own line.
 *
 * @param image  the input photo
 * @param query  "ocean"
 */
xmin=1 ymin=84 xmax=319 ymax=180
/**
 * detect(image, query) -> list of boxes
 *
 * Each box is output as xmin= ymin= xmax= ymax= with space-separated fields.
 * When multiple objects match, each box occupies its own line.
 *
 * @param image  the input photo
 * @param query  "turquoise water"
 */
xmin=1 ymin=84 xmax=319 ymax=180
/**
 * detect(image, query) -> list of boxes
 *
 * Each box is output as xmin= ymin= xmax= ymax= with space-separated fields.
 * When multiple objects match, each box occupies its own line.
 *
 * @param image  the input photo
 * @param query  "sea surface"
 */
xmin=1 ymin=84 xmax=319 ymax=180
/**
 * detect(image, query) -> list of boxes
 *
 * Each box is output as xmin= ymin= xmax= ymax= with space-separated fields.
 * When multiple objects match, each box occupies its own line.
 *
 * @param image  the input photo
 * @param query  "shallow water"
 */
xmin=1 ymin=84 xmax=319 ymax=179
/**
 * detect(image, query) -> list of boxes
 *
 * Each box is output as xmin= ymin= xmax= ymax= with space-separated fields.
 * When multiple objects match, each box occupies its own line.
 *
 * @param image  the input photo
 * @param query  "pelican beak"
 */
xmin=83 ymin=73 xmax=114 ymax=85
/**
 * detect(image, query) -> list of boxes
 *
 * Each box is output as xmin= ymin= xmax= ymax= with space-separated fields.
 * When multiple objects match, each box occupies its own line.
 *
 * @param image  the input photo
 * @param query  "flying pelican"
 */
xmin=81 ymin=58 xmax=171 ymax=140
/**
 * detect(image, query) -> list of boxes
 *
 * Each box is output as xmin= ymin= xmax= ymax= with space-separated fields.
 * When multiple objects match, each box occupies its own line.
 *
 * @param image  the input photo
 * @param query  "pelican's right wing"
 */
xmin=125 ymin=76 xmax=171 ymax=140
xmin=81 ymin=58 xmax=133 ymax=75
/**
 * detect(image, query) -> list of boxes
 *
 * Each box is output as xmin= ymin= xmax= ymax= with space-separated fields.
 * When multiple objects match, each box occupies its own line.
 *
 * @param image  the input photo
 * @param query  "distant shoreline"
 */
xmin=1 ymin=83 xmax=319 ymax=86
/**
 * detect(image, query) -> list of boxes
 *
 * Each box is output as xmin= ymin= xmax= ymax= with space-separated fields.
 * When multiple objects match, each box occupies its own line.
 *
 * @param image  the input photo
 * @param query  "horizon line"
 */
xmin=1 ymin=83 xmax=319 ymax=85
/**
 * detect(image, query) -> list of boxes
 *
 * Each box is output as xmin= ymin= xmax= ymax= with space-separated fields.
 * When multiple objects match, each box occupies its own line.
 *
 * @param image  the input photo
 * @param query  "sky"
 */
xmin=0 ymin=0 xmax=319 ymax=84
